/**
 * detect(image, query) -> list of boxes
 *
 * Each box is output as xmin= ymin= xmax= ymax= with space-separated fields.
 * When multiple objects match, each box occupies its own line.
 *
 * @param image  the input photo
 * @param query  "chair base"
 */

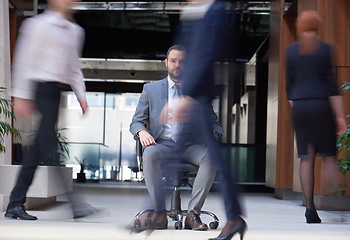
xmin=133 ymin=209 xmax=219 ymax=230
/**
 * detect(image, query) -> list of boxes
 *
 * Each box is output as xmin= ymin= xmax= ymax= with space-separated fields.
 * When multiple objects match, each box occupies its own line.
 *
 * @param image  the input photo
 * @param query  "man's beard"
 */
xmin=169 ymin=70 xmax=182 ymax=81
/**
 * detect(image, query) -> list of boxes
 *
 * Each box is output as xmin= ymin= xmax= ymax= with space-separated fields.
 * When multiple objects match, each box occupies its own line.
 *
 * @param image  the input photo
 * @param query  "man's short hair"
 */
xmin=166 ymin=45 xmax=186 ymax=59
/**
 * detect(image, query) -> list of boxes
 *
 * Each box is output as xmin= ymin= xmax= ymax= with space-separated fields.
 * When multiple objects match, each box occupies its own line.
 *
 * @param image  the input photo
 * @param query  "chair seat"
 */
xmin=161 ymin=162 xmax=198 ymax=187
xmin=162 ymin=162 xmax=199 ymax=174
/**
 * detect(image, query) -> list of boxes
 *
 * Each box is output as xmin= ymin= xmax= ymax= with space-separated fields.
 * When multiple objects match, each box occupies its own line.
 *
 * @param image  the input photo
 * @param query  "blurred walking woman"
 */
xmin=285 ymin=10 xmax=346 ymax=223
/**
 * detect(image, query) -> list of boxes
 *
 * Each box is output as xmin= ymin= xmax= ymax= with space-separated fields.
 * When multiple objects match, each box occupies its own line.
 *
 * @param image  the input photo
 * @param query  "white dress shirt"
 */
xmin=159 ymin=76 xmax=180 ymax=140
xmin=12 ymin=10 xmax=86 ymax=101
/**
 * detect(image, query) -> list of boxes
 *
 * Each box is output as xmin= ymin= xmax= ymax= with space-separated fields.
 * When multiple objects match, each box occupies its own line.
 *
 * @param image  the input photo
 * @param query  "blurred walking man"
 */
xmin=130 ymin=45 xmax=223 ymax=230
xmin=160 ymin=1 xmax=247 ymax=239
xmin=5 ymin=0 xmax=88 ymax=220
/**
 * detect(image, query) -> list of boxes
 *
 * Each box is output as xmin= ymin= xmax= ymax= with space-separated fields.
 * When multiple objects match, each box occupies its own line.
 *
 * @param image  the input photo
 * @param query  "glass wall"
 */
xmin=58 ymin=92 xmax=141 ymax=181
xmin=222 ymin=144 xmax=266 ymax=183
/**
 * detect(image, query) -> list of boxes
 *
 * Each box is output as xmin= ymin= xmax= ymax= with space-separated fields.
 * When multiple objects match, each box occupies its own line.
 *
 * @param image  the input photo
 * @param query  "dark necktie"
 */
xmin=172 ymin=84 xmax=181 ymax=142
xmin=173 ymin=83 xmax=181 ymax=98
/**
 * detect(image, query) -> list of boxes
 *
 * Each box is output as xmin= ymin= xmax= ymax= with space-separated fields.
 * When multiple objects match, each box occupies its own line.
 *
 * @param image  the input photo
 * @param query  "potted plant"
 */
xmin=75 ymin=157 xmax=92 ymax=183
xmin=0 ymin=87 xmax=20 ymax=153
xmin=40 ymin=127 xmax=70 ymax=166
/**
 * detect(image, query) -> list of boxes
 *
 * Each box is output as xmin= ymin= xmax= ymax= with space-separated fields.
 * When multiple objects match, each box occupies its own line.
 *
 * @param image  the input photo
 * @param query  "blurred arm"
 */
xmin=209 ymin=105 xmax=223 ymax=139
xmin=67 ymin=26 xmax=88 ymax=114
xmin=329 ymin=96 xmax=347 ymax=136
xmin=130 ymin=84 xmax=156 ymax=146
xmin=12 ymin=19 xmax=40 ymax=100
xmin=13 ymin=97 xmax=35 ymax=120
xmin=327 ymin=45 xmax=345 ymax=136
xmin=285 ymin=47 xmax=295 ymax=108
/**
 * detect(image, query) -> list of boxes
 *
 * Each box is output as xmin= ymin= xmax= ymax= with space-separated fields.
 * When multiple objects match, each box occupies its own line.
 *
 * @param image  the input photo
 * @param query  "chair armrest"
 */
xmin=136 ymin=137 xmax=143 ymax=172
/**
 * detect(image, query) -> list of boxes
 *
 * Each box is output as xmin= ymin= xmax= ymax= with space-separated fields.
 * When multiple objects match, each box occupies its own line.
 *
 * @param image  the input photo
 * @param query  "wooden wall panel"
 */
xmin=347 ymin=0 xmax=350 ymax=66
xmin=275 ymin=13 xmax=297 ymax=189
xmin=318 ymin=0 xmax=347 ymax=66
xmin=297 ymin=0 xmax=317 ymax=12
xmin=9 ymin=9 xmax=17 ymax=61
xmin=266 ymin=0 xmax=298 ymax=190
xmin=293 ymin=0 xmax=350 ymax=195
xmin=266 ymin=0 xmax=282 ymax=187
xmin=316 ymin=0 xmax=350 ymax=195
xmin=269 ymin=0 xmax=350 ymax=195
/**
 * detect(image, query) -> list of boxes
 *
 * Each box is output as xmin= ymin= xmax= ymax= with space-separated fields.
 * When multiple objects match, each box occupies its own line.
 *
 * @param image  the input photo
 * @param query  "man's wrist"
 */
xmin=137 ymin=129 xmax=147 ymax=136
xmin=213 ymin=130 xmax=221 ymax=138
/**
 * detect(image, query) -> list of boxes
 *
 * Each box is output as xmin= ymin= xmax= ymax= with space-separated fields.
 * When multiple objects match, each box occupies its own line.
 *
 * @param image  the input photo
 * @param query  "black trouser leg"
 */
xmin=8 ymin=82 xmax=61 ymax=209
xmin=177 ymin=102 xmax=242 ymax=220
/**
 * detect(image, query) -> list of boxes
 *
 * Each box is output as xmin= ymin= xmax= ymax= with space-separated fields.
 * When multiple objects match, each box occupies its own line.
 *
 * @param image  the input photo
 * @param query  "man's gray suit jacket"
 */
xmin=130 ymin=78 xmax=223 ymax=140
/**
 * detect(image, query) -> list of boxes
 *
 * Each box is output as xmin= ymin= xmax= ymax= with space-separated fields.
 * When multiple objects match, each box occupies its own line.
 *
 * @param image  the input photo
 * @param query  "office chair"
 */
xmin=133 ymin=138 xmax=219 ymax=230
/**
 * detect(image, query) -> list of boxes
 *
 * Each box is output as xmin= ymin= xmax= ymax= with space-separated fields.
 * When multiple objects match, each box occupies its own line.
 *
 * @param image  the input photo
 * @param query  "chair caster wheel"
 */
xmin=134 ymin=219 xmax=141 ymax=228
xmin=175 ymin=221 xmax=183 ymax=229
xmin=209 ymin=221 xmax=219 ymax=229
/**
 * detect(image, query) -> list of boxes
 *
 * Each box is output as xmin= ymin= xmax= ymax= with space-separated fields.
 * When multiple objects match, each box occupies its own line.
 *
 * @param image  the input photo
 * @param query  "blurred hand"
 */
xmin=336 ymin=117 xmax=347 ymax=136
xmin=159 ymin=102 xmax=170 ymax=125
xmin=13 ymin=97 xmax=34 ymax=120
xmin=138 ymin=130 xmax=157 ymax=147
xmin=288 ymin=100 xmax=294 ymax=108
xmin=213 ymin=132 xmax=220 ymax=141
xmin=160 ymin=96 xmax=195 ymax=124
xmin=79 ymin=99 xmax=88 ymax=115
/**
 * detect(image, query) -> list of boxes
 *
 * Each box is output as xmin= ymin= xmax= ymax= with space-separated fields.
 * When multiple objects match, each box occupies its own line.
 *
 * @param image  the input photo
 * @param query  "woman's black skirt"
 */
xmin=292 ymin=99 xmax=337 ymax=158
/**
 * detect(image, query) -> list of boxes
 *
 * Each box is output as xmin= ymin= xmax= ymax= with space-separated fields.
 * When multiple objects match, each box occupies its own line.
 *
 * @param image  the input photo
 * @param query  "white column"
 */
xmin=0 ymin=0 xmax=12 ymax=165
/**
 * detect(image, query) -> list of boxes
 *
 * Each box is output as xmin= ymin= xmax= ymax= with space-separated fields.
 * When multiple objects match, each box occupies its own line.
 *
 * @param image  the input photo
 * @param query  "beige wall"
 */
xmin=0 ymin=0 xmax=12 ymax=165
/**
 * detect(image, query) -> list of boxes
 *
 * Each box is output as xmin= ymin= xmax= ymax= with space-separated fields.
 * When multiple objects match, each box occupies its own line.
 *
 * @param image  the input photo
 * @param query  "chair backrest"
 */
xmin=136 ymin=138 xmax=143 ymax=172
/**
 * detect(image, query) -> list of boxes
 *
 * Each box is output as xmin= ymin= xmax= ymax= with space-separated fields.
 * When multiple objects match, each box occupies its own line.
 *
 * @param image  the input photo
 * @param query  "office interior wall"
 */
xmin=266 ymin=0 xmax=283 ymax=188
xmin=268 ymin=0 xmax=350 ymax=196
xmin=0 ymin=1 xmax=12 ymax=164
xmin=312 ymin=0 xmax=350 ymax=195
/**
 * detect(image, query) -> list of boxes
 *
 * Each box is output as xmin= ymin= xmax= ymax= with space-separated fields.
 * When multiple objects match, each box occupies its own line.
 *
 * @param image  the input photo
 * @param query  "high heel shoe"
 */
xmin=305 ymin=209 xmax=321 ymax=223
xmin=208 ymin=220 xmax=246 ymax=240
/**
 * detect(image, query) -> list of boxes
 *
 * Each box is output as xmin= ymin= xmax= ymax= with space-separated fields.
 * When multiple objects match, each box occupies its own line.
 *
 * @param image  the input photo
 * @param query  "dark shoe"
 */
xmin=73 ymin=203 xmax=98 ymax=219
xmin=185 ymin=210 xmax=208 ymax=231
xmin=149 ymin=212 xmax=168 ymax=229
xmin=144 ymin=211 xmax=155 ymax=227
xmin=305 ymin=209 xmax=321 ymax=223
xmin=208 ymin=218 xmax=246 ymax=240
xmin=5 ymin=206 xmax=37 ymax=220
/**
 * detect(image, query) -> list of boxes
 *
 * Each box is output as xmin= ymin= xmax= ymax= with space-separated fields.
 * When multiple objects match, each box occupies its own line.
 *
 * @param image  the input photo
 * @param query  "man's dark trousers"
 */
xmin=8 ymin=82 xmax=62 ymax=209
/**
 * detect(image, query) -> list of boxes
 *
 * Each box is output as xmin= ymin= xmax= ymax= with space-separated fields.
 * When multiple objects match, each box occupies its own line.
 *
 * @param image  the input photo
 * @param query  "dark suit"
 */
xmin=130 ymin=78 xmax=223 ymax=139
xmin=175 ymin=0 xmax=242 ymax=220
xmin=130 ymin=78 xmax=223 ymax=213
xmin=286 ymin=41 xmax=338 ymax=100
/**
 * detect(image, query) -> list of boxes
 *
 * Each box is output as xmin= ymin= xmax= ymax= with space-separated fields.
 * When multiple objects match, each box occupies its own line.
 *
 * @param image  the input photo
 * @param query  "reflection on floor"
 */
xmin=0 ymin=182 xmax=350 ymax=240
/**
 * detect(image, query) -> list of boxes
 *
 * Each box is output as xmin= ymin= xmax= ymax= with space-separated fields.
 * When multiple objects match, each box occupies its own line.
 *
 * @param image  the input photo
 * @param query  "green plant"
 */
xmin=340 ymin=82 xmax=350 ymax=93
xmin=74 ymin=156 xmax=93 ymax=183
xmin=0 ymin=87 xmax=20 ymax=152
xmin=74 ymin=156 xmax=92 ymax=173
xmin=333 ymin=82 xmax=350 ymax=195
xmin=337 ymin=121 xmax=350 ymax=175
xmin=45 ymin=127 xmax=70 ymax=166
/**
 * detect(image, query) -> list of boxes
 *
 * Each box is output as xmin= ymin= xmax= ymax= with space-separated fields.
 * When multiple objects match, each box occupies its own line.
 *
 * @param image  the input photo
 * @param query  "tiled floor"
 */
xmin=0 ymin=183 xmax=349 ymax=240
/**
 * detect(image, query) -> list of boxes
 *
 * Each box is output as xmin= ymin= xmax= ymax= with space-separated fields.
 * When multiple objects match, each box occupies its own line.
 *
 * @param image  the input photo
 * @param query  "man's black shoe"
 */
xmin=73 ymin=203 xmax=97 ymax=219
xmin=5 ymin=206 xmax=38 ymax=220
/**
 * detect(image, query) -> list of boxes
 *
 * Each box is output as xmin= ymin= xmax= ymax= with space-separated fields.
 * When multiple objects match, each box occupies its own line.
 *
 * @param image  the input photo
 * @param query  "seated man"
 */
xmin=130 ymin=45 xmax=223 ymax=231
